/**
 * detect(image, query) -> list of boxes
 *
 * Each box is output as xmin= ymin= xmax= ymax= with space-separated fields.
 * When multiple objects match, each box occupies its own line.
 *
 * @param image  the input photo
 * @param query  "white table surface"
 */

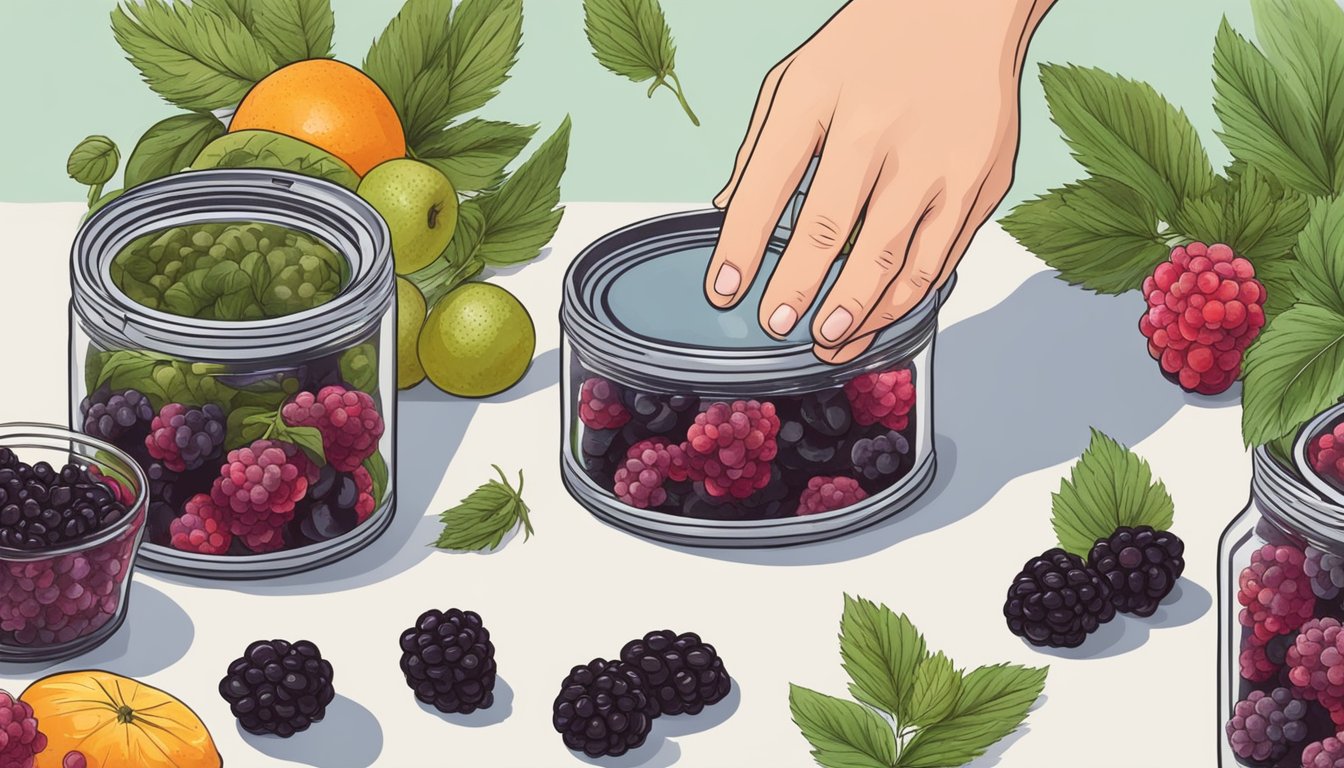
xmin=0 ymin=201 xmax=1239 ymax=767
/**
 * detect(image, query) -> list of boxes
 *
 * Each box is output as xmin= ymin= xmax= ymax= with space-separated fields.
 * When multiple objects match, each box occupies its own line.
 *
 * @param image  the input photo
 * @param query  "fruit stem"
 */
xmin=666 ymin=71 xmax=700 ymax=127
xmin=116 ymin=704 xmax=135 ymax=725
xmin=428 ymin=203 xmax=441 ymax=230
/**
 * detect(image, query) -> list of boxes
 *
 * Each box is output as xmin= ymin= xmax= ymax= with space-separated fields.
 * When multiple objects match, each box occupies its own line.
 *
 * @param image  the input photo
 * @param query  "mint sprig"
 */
xmin=434 ymin=467 xmax=533 ymax=552
xmin=1051 ymin=429 xmax=1174 ymax=557
xmin=791 ymin=595 xmax=1047 ymax=768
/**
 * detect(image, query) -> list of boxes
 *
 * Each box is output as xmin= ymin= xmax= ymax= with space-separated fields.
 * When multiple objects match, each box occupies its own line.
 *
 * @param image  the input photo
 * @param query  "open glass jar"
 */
xmin=1217 ymin=404 xmax=1344 ymax=766
xmin=69 ymin=169 xmax=395 ymax=579
xmin=560 ymin=207 xmax=951 ymax=547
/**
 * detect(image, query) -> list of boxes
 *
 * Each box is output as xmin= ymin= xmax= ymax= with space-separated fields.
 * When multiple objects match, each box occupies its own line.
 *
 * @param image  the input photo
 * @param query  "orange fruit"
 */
xmin=229 ymin=59 xmax=405 ymax=176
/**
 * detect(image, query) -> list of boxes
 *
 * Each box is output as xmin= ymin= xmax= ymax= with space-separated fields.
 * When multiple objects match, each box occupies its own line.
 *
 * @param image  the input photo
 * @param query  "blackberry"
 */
xmin=680 ymin=467 xmax=793 ymax=520
xmin=1306 ymin=545 xmax=1344 ymax=601
xmin=552 ymin=659 xmax=659 ymax=758
xmin=620 ymin=391 xmax=698 ymax=437
xmin=619 ymin=630 xmax=732 ymax=716
xmin=775 ymin=417 xmax=851 ymax=476
xmin=79 ymin=386 xmax=154 ymax=453
xmin=1225 ymin=687 xmax=1309 ymax=763
xmin=850 ymin=430 xmax=912 ymax=490
xmin=0 ymin=458 xmax=128 ymax=549
xmin=144 ymin=461 xmax=214 ymax=547
xmin=145 ymin=402 xmax=226 ymax=472
xmin=298 ymin=465 xmax=363 ymax=542
xmin=1004 ymin=548 xmax=1115 ymax=648
xmin=580 ymin=428 xmax=630 ymax=487
xmin=219 ymin=639 xmax=335 ymax=737
xmin=398 ymin=608 xmax=497 ymax=714
xmin=1087 ymin=526 xmax=1185 ymax=617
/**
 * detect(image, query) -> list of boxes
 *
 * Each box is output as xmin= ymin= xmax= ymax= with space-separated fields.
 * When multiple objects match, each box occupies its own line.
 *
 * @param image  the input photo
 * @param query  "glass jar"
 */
xmin=69 ymin=169 xmax=395 ymax=578
xmin=0 ymin=423 xmax=147 ymax=662
xmin=1217 ymin=404 xmax=1344 ymax=766
xmin=559 ymin=205 xmax=951 ymax=548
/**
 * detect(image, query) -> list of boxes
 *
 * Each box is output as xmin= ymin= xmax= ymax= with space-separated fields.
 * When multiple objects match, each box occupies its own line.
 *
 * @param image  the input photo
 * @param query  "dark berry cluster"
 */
xmin=0 ymin=448 xmax=130 ymax=550
xmin=398 ymin=608 xmax=497 ymax=715
xmin=219 ymin=639 xmax=335 ymax=737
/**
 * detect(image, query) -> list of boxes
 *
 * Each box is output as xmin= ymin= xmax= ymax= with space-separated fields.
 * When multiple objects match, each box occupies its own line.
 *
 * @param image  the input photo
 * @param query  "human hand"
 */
xmin=704 ymin=0 xmax=1055 ymax=362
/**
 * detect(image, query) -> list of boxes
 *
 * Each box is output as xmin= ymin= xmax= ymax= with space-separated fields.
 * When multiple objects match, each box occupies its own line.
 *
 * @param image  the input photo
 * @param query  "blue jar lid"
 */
xmin=561 ymin=208 xmax=953 ymax=396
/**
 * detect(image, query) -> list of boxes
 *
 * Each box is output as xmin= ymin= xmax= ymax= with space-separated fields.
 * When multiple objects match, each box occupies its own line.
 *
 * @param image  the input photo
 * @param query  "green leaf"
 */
xmin=1293 ymin=195 xmax=1344 ymax=315
xmin=467 ymin=116 xmax=571 ymax=266
xmin=896 ymin=664 xmax=1047 ymax=768
xmin=111 ymin=0 xmax=277 ymax=112
xmin=839 ymin=594 xmax=926 ymax=722
xmin=1213 ymin=19 xmax=1333 ymax=197
xmin=251 ymin=0 xmax=334 ymax=64
xmin=67 ymin=136 xmax=121 ymax=186
xmin=225 ymin=405 xmax=272 ymax=450
xmin=273 ymin=421 xmax=326 ymax=466
xmin=363 ymin=452 xmax=389 ymax=507
xmin=363 ymin=0 xmax=452 ymax=123
xmin=418 ymin=119 xmax=537 ymax=193
xmin=190 ymin=129 xmax=360 ymax=190
xmin=339 ymin=343 xmax=379 ymax=394
xmin=999 ymin=177 xmax=1167 ymax=295
xmin=1258 ymin=253 xmax=1302 ymax=324
xmin=583 ymin=0 xmax=697 ymax=125
xmin=907 ymin=652 xmax=960 ymax=729
xmin=788 ymin=685 xmax=897 ymax=768
xmin=1242 ymin=304 xmax=1344 ymax=447
xmin=1039 ymin=63 xmax=1217 ymax=218
xmin=444 ymin=0 xmax=523 ymax=119
xmin=1251 ymin=0 xmax=1344 ymax=193
xmin=124 ymin=113 xmax=226 ymax=189
xmin=1051 ymin=429 xmax=1175 ymax=556
xmin=435 ymin=466 xmax=533 ymax=551
xmin=193 ymin=0 xmax=254 ymax=29
xmin=1170 ymin=168 xmax=1311 ymax=267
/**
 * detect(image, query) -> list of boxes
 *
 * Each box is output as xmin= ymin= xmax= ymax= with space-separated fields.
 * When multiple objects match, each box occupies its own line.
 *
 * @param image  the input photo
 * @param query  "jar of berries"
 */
xmin=68 ymin=169 xmax=395 ymax=578
xmin=559 ymin=204 xmax=951 ymax=548
xmin=1219 ymin=402 xmax=1344 ymax=765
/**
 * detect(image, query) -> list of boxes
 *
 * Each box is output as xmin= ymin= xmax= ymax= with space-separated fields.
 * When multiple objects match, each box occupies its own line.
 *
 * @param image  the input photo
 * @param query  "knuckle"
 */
xmin=797 ymin=214 xmax=844 ymax=250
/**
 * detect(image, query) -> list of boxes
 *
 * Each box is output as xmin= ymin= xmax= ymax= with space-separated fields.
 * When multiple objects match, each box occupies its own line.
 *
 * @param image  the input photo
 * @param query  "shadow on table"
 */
xmin=417 ymin=675 xmax=515 ymax=726
xmin=665 ymin=271 xmax=1189 ymax=566
xmin=0 ymin=580 xmax=193 ymax=678
xmin=241 ymin=693 xmax=382 ymax=768
xmin=1028 ymin=579 xmax=1213 ymax=660
xmin=161 ymin=347 xmax=560 ymax=596
xmin=567 ymin=684 xmax=741 ymax=768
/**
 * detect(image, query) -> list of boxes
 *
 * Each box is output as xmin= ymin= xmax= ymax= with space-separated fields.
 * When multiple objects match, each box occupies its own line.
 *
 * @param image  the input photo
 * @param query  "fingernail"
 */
xmin=819 ymin=307 xmax=852 ymax=342
xmin=713 ymin=264 xmax=741 ymax=297
xmin=767 ymin=304 xmax=798 ymax=335
xmin=712 ymin=190 xmax=728 ymax=209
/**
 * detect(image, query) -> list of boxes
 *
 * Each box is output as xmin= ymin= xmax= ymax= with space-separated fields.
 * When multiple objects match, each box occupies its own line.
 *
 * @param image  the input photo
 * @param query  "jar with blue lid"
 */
xmin=559 ymin=192 xmax=953 ymax=547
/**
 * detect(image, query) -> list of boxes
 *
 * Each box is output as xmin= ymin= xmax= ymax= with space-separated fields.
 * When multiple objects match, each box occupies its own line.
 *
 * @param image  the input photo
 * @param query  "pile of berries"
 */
xmin=1309 ymin=420 xmax=1344 ymax=492
xmin=1138 ymin=241 xmax=1265 ymax=395
xmin=575 ymin=364 xmax=920 ymax=521
xmin=0 ymin=689 xmax=47 ymax=767
xmin=553 ymin=629 xmax=732 ymax=758
xmin=1003 ymin=525 xmax=1186 ymax=649
xmin=78 ymin=382 xmax=384 ymax=556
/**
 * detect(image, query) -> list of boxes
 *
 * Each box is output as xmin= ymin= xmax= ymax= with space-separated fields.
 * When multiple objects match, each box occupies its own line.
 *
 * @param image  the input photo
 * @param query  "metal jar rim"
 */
xmin=70 ymin=169 xmax=393 ymax=364
xmin=560 ymin=208 xmax=954 ymax=397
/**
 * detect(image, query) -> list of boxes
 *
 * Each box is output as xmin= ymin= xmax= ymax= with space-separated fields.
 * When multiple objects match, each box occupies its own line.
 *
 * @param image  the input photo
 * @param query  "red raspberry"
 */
xmin=85 ymin=465 xmax=135 ymax=507
xmin=169 ymin=494 xmax=232 ymax=555
xmin=613 ymin=438 xmax=688 ymax=509
xmin=240 ymin=528 xmax=285 ymax=554
xmin=797 ymin=476 xmax=868 ymax=515
xmin=1239 ymin=644 xmax=1278 ymax=683
xmin=684 ymin=400 xmax=780 ymax=499
xmin=1289 ymin=618 xmax=1344 ymax=703
xmin=0 ymin=689 xmax=46 ymax=768
xmin=352 ymin=466 xmax=376 ymax=523
xmin=1310 ymin=423 xmax=1344 ymax=490
xmin=1304 ymin=735 xmax=1344 ymax=767
xmin=579 ymin=377 xmax=630 ymax=430
xmin=1138 ymin=242 xmax=1265 ymax=395
xmin=1238 ymin=544 xmax=1316 ymax=645
xmin=211 ymin=440 xmax=312 ymax=545
xmin=844 ymin=367 xmax=915 ymax=431
xmin=282 ymin=386 xmax=385 ymax=472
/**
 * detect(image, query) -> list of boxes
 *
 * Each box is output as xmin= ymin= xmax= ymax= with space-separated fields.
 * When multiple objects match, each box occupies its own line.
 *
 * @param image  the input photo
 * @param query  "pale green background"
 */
xmin=1 ymin=0 xmax=1253 ymax=208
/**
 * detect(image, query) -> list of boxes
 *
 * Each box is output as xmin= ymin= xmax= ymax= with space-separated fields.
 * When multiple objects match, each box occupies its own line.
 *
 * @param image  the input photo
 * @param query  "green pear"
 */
xmin=358 ymin=159 xmax=458 ymax=275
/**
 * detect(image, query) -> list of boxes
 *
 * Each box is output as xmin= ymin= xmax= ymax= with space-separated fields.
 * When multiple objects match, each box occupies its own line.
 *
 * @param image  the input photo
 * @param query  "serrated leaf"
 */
xmin=1051 ymin=429 xmax=1175 ymax=556
xmin=583 ymin=0 xmax=675 ymax=83
xmin=363 ymin=452 xmax=389 ymax=507
xmin=191 ymin=130 xmax=360 ymax=190
xmin=251 ymin=0 xmax=334 ymax=64
xmin=1171 ymin=167 xmax=1311 ymax=267
xmin=896 ymin=664 xmax=1047 ymax=768
xmin=469 ymin=116 xmax=571 ymax=265
xmin=193 ymin=0 xmax=253 ymax=28
xmin=225 ymin=405 xmax=272 ymax=450
xmin=1039 ymin=63 xmax=1217 ymax=219
xmin=907 ymin=652 xmax=959 ymax=729
xmin=1242 ymin=304 xmax=1344 ymax=447
xmin=435 ymin=466 xmax=532 ymax=551
xmin=1213 ymin=19 xmax=1333 ymax=197
xmin=999 ymin=177 xmax=1167 ymax=295
xmin=1251 ymin=0 xmax=1344 ymax=193
xmin=839 ymin=594 xmax=926 ymax=722
xmin=1258 ymin=253 xmax=1302 ymax=323
xmin=444 ymin=0 xmax=522 ymax=120
xmin=788 ymin=685 xmax=897 ymax=768
xmin=273 ymin=421 xmax=326 ymax=466
xmin=1292 ymin=195 xmax=1344 ymax=315
xmin=111 ymin=0 xmax=276 ymax=111
xmin=418 ymin=119 xmax=537 ymax=193
xmin=125 ymin=113 xmax=227 ymax=189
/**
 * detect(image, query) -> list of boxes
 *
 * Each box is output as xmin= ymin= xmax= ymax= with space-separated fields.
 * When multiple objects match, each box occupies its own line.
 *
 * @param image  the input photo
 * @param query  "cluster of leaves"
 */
xmin=790 ymin=595 xmax=1047 ymax=768
xmin=434 ymin=466 xmax=533 ymax=552
xmin=582 ymin=0 xmax=698 ymax=126
xmin=1051 ymin=429 xmax=1175 ymax=557
xmin=1001 ymin=0 xmax=1344 ymax=460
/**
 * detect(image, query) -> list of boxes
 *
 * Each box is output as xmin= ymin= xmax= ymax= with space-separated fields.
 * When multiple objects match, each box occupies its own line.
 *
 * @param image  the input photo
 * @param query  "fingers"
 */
xmin=705 ymin=95 xmax=822 ymax=309
xmin=758 ymin=145 xmax=879 ymax=338
xmin=714 ymin=58 xmax=793 ymax=209
xmin=809 ymin=173 xmax=938 ymax=346
xmin=812 ymin=333 xmax=875 ymax=365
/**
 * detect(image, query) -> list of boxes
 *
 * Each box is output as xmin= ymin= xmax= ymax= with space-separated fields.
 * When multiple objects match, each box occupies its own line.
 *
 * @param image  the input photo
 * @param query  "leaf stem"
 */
xmin=666 ymin=71 xmax=700 ymax=126
xmin=87 ymin=183 xmax=104 ymax=210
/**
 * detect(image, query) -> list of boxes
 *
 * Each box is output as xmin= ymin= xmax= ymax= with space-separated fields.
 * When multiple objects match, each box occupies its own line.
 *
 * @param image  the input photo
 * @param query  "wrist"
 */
xmin=907 ymin=0 xmax=1056 ymax=80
